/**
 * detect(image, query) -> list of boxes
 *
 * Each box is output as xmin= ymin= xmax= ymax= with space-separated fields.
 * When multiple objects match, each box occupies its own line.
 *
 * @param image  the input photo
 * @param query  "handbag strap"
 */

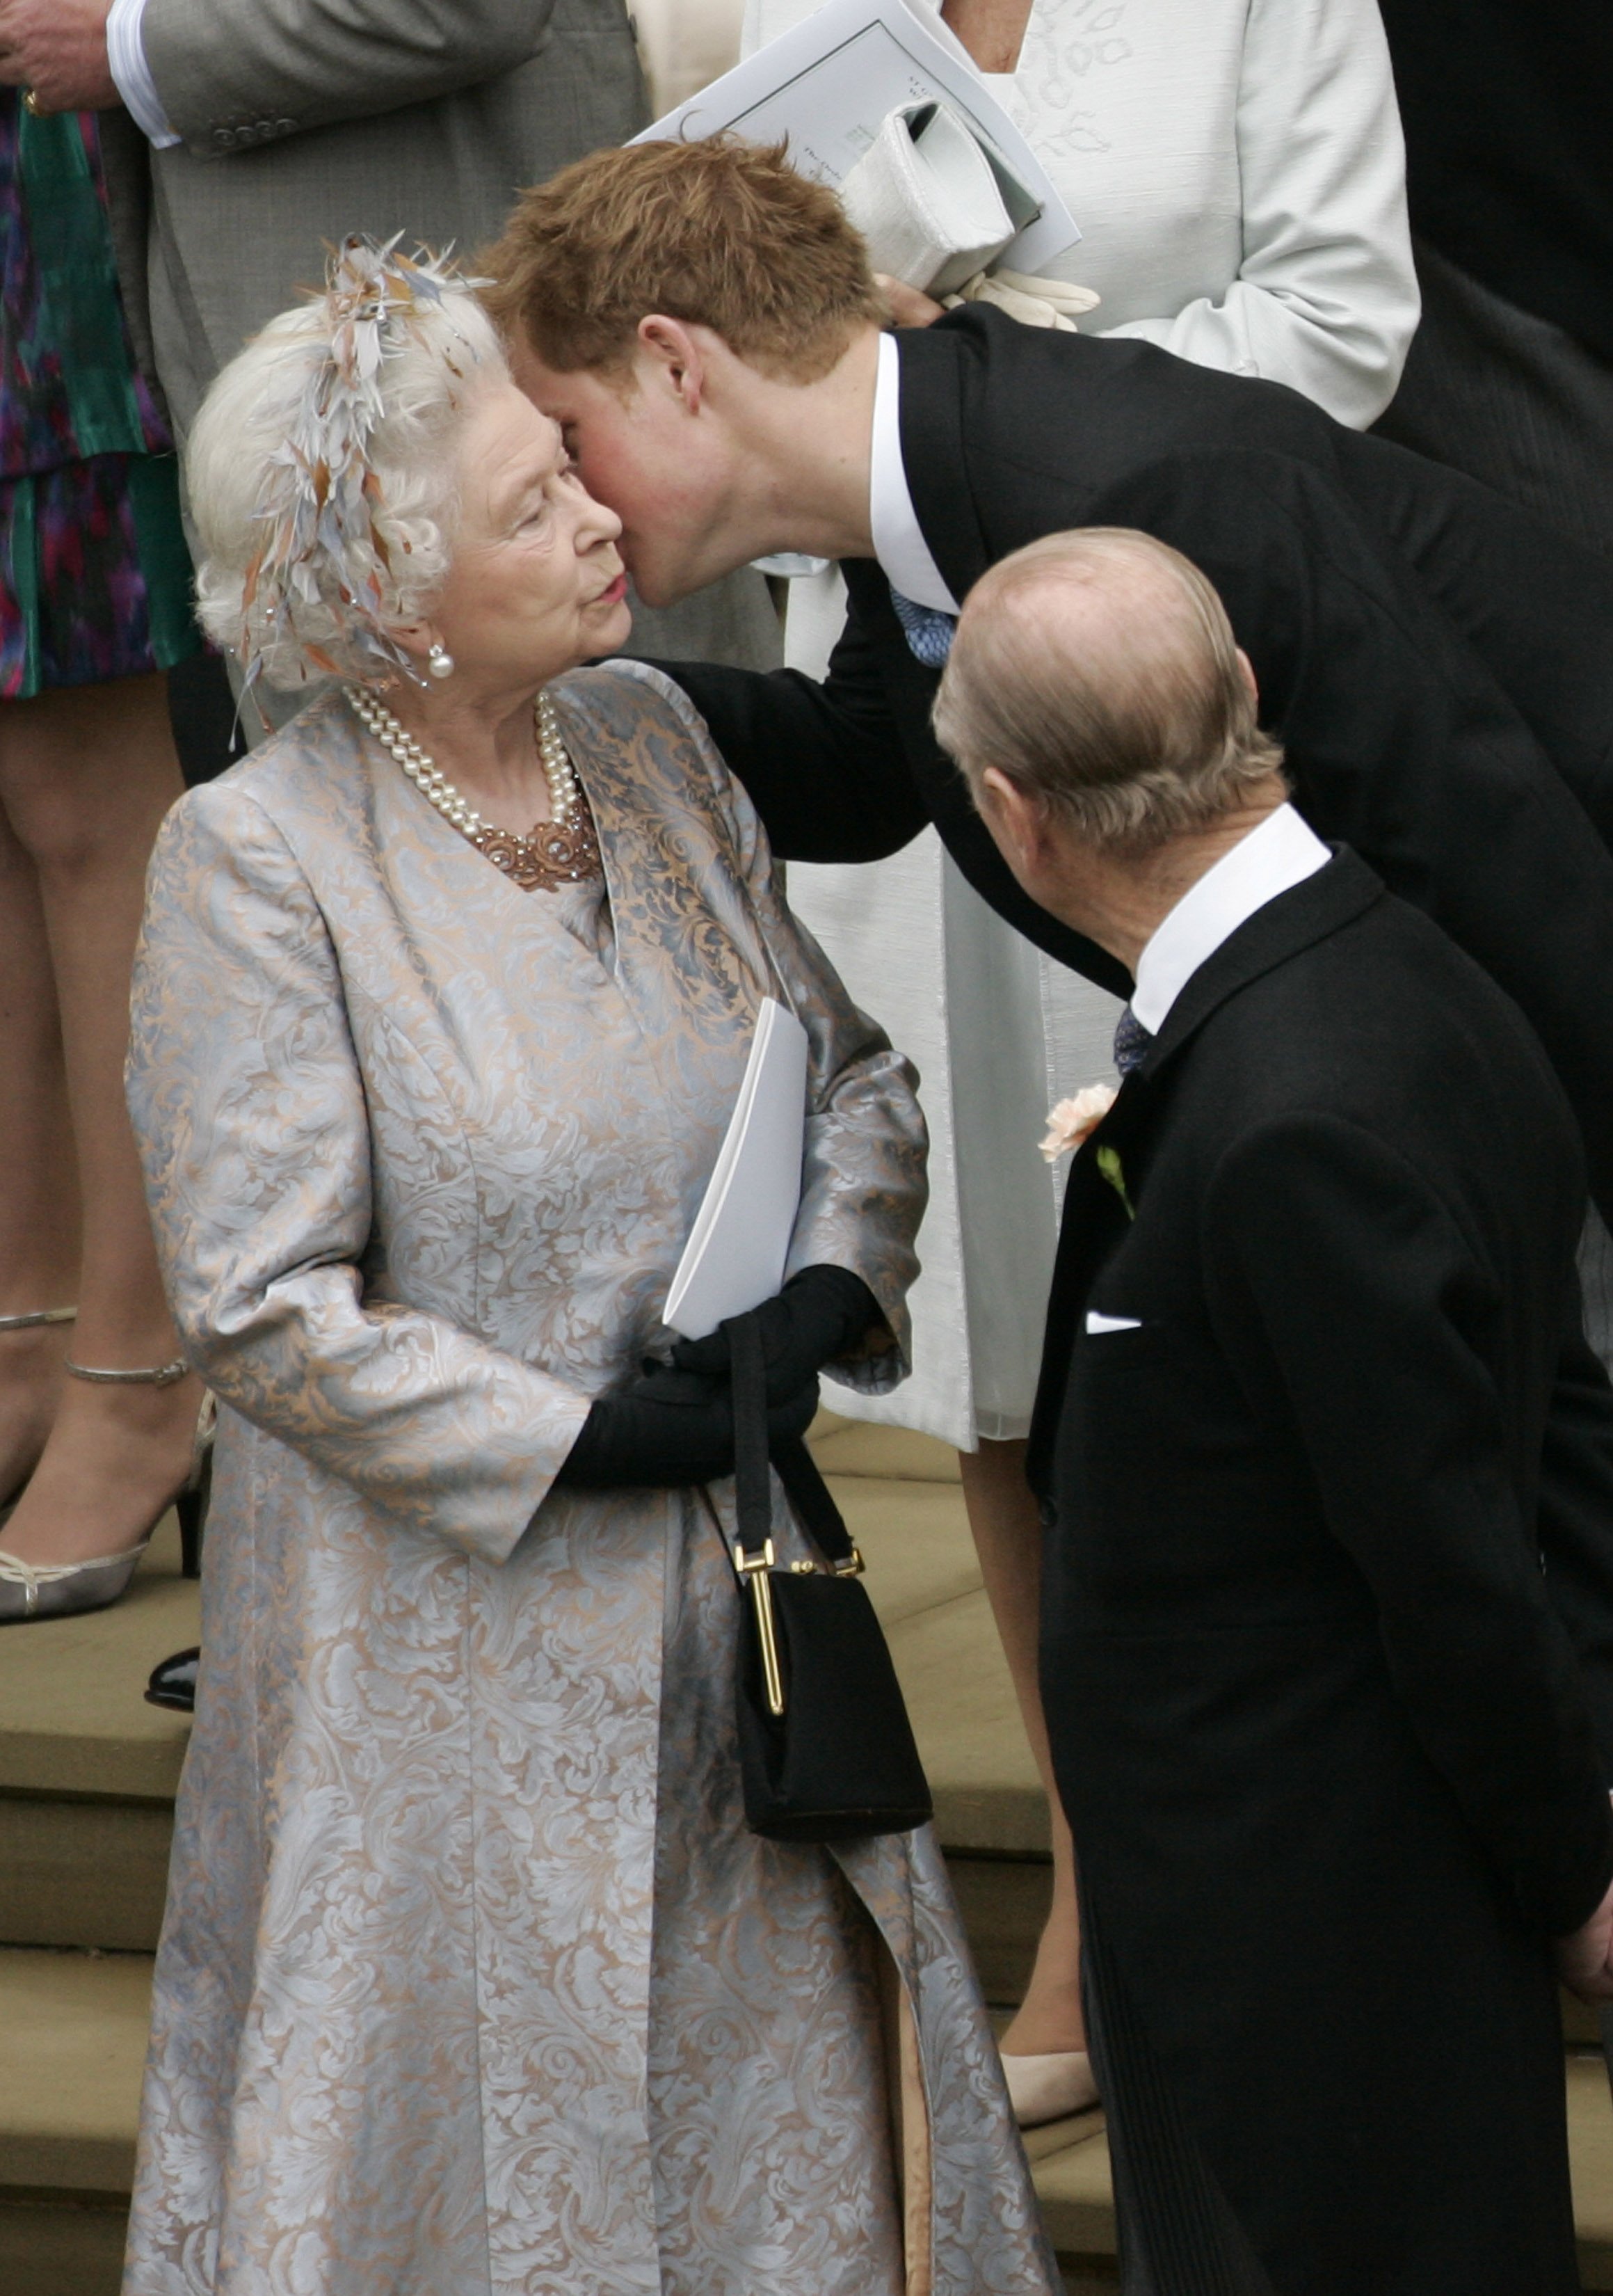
xmin=772 ymin=1435 xmax=857 ymax=1570
xmin=727 ymin=1309 xmax=773 ymax=1558
xmin=721 ymin=1309 xmax=860 ymax=1574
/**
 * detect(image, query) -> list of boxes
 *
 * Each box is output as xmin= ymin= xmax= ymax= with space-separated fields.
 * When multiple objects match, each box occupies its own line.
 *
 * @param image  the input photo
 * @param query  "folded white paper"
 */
xmin=664 ymin=998 xmax=811 ymax=1339
xmin=634 ymin=0 xmax=1080 ymax=278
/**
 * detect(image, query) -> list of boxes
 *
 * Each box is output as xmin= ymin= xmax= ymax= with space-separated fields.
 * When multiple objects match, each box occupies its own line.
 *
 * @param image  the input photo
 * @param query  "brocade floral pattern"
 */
xmin=122 ymin=663 xmax=1058 ymax=2296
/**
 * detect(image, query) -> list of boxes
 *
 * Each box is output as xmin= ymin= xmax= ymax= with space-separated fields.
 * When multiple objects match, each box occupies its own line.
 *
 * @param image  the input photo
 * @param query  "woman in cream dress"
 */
xmin=741 ymin=0 xmax=1421 ymax=2118
xmin=120 ymin=245 xmax=1059 ymax=2296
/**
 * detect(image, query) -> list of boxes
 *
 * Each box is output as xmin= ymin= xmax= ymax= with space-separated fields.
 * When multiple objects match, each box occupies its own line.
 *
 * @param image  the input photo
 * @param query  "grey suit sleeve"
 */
xmin=141 ymin=0 xmax=557 ymax=159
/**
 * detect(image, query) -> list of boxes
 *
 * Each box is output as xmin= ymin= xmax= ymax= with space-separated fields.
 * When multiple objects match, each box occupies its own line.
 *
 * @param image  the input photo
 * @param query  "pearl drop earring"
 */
xmin=427 ymin=642 xmax=455 ymax=680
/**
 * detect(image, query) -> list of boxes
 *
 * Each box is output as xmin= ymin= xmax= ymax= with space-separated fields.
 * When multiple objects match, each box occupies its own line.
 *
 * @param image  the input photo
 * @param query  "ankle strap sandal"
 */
xmin=60 ymin=1360 xmax=212 ymax=1576
xmin=64 ymin=1355 xmax=190 ymax=1388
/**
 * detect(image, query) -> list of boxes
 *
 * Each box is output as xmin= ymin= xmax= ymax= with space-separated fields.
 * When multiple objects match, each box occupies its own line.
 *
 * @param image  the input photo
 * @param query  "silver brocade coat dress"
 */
xmin=120 ymin=663 xmax=1059 ymax=2296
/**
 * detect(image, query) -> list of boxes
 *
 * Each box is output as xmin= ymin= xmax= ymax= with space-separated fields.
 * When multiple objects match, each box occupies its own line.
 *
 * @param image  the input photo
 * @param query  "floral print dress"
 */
xmin=1 ymin=95 xmax=199 ymax=699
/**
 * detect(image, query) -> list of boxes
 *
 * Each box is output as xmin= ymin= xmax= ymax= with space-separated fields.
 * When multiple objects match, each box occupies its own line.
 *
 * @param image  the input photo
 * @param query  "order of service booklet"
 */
xmin=664 ymin=998 xmax=812 ymax=1340
xmin=632 ymin=0 xmax=1082 ymax=279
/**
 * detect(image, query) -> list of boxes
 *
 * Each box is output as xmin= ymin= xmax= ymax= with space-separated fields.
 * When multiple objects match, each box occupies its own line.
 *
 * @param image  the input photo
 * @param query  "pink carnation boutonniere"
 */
xmin=1041 ymin=1084 xmax=1135 ymax=1218
xmin=1039 ymin=1083 xmax=1118 ymax=1163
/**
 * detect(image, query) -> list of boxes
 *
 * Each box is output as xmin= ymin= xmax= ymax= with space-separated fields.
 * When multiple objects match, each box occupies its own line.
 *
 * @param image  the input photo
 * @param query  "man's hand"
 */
xmin=0 ymin=0 xmax=118 ymax=113
xmin=1556 ymin=1857 xmax=1613 ymax=2004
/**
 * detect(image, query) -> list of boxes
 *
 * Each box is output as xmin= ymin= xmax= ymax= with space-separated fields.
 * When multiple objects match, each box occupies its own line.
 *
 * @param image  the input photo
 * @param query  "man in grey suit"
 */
xmin=0 ymin=0 xmax=779 ymax=668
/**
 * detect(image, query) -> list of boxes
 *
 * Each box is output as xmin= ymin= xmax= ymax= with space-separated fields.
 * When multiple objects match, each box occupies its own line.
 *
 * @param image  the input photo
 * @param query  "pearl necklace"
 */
xmin=344 ymin=685 xmax=602 ymax=891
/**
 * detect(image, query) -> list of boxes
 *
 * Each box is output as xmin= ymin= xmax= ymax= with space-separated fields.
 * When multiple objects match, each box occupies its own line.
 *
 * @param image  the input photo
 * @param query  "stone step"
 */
xmin=0 ymin=1416 xmax=1058 ymax=2290
xmin=1030 ymin=2052 xmax=1613 ymax=2292
xmin=0 ymin=1424 xmax=1051 ymax=1991
xmin=831 ymin=1454 xmax=1050 ymax=2004
xmin=0 ymin=1945 xmax=150 ymax=2296
xmin=7 ymin=1417 xmax=1613 ymax=2288
xmin=8 ymin=1946 xmax=1613 ymax=2295
xmin=1 ymin=1944 xmax=1116 ymax=2296
xmin=808 ymin=1414 xmax=963 ymax=1483
xmin=0 ymin=1510 xmax=195 ymax=1805
xmin=0 ymin=1950 xmax=148 ymax=2194
xmin=0 ymin=1510 xmax=195 ymax=1956
xmin=830 ymin=1466 xmax=1050 ymax=1852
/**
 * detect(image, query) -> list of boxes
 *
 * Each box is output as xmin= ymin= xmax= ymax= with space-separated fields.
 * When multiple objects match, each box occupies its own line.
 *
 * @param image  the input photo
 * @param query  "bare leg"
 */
xmin=0 ymin=677 xmax=202 ymax=1566
xmin=0 ymin=803 xmax=79 ymax=1497
xmin=957 ymin=1435 xmax=1087 ymax=2057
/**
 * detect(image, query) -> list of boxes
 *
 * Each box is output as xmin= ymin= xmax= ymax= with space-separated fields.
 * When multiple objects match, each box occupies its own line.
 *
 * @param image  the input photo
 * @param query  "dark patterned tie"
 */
xmin=889 ymin=584 xmax=957 ymax=669
xmin=1113 ymin=1004 xmax=1155 ymax=1077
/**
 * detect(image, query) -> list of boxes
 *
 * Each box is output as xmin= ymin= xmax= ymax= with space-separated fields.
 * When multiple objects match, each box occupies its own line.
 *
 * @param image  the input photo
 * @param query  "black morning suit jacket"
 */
xmin=1034 ymin=850 xmax=1613 ymax=2296
xmin=666 ymin=304 xmax=1613 ymax=1221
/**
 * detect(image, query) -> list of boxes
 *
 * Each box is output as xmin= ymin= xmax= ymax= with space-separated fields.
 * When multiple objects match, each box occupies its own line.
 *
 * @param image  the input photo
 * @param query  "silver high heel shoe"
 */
xmin=0 ymin=1358 xmax=215 ymax=1624
xmin=0 ymin=1536 xmax=151 ymax=1623
xmin=0 ymin=1307 xmax=77 ymax=1527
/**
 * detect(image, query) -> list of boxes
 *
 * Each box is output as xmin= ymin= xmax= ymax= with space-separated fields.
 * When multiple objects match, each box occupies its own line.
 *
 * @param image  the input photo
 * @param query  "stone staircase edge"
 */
xmin=933 ymin=1786 xmax=1052 ymax=1857
xmin=0 ymin=2137 xmax=138 ymax=2197
xmin=0 ymin=1735 xmax=186 ymax=1803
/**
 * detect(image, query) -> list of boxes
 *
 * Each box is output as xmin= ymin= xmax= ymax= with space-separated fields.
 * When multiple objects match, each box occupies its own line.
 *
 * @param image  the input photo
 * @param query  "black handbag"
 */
xmin=721 ymin=1308 xmax=933 ymax=1843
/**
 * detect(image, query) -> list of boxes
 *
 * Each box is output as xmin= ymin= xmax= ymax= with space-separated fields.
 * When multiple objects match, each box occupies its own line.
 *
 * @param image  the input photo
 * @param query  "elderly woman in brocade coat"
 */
xmin=119 ymin=244 xmax=1057 ymax=2296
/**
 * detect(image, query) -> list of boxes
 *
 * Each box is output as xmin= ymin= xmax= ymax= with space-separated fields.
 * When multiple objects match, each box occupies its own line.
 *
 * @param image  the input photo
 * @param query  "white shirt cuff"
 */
xmin=106 ymin=0 xmax=182 ymax=149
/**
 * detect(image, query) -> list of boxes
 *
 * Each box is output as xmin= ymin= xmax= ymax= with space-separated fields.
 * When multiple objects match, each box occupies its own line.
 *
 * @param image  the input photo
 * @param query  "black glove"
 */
xmin=667 ymin=1265 xmax=884 ymax=1405
xmin=555 ymin=1364 xmax=820 ymax=1489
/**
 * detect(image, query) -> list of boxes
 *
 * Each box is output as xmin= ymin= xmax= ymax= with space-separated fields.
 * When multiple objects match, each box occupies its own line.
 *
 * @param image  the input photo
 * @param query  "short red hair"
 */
xmin=481 ymin=136 xmax=885 ymax=381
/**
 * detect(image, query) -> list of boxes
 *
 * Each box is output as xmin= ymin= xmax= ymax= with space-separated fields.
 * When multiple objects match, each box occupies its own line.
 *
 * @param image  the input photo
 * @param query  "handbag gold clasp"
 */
xmin=734 ymin=1537 xmax=785 ymax=1718
xmin=790 ymin=1547 xmax=864 ymax=1577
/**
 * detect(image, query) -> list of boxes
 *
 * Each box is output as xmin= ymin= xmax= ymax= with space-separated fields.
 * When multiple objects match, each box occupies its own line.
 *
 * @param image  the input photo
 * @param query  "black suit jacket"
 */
xmin=666 ymin=305 xmax=1613 ymax=1216
xmin=1036 ymin=850 xmax=1613 ymax=2290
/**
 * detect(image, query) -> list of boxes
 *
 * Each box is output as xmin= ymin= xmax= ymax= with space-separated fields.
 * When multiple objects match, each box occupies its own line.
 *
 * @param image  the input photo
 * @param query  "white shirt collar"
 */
xmin=1130 ymin=804 xmax=1331 ymax=1034
xmin=868 ymin=332 xmax=961 ymax=615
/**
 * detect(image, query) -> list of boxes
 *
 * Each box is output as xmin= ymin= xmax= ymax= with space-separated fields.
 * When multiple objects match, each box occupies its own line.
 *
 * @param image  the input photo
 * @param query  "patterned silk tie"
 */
xmin=889 ymin=584 xmax=957 ymax=669
xmin=1113 ymin=1004 xmax=1155 ymax=1077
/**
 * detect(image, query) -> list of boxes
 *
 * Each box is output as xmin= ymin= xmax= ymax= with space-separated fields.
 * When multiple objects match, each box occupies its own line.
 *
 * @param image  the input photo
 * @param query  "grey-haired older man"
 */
xmin=939 ymin=527 xmax=1613 ymax=2296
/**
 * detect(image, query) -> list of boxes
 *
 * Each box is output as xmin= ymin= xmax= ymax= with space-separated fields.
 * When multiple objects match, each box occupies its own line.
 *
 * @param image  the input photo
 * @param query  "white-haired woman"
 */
xmin=120 ymin=242 xmax=1058 ymax=2296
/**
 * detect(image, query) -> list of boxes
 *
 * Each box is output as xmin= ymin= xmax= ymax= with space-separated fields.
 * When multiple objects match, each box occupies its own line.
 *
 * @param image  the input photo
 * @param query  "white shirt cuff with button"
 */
xmin=1130 ymin=804 xmax=1331 ymax=1034
xmin=105 ymin=0 xmax=180 ymax=148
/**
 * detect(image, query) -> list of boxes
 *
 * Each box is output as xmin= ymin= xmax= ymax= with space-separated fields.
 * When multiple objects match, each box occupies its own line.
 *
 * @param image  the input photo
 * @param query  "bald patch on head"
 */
xmin=966 ymin=533 xmax=1223 ymax=708
xmin=934 ymin=527 xmax=1285 ymax=855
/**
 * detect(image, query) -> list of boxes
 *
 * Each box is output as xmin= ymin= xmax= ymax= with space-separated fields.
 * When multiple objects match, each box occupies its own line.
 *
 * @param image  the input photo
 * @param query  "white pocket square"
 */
xmin=1086 ymin=1311 xmax=1143 ymax=1334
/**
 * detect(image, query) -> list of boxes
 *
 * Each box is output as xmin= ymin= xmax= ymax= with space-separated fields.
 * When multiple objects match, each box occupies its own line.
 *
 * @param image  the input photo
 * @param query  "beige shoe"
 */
xmin=1000 ymin=2047 xmax=1100 ymax=2128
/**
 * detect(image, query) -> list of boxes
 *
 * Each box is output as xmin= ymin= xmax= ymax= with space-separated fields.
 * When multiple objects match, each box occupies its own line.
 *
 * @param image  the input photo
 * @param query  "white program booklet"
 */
xmin=632 ymin=0 xmax=1081 ymax=278
xmin=664 ymin=998 xmax=811 ymax=1339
